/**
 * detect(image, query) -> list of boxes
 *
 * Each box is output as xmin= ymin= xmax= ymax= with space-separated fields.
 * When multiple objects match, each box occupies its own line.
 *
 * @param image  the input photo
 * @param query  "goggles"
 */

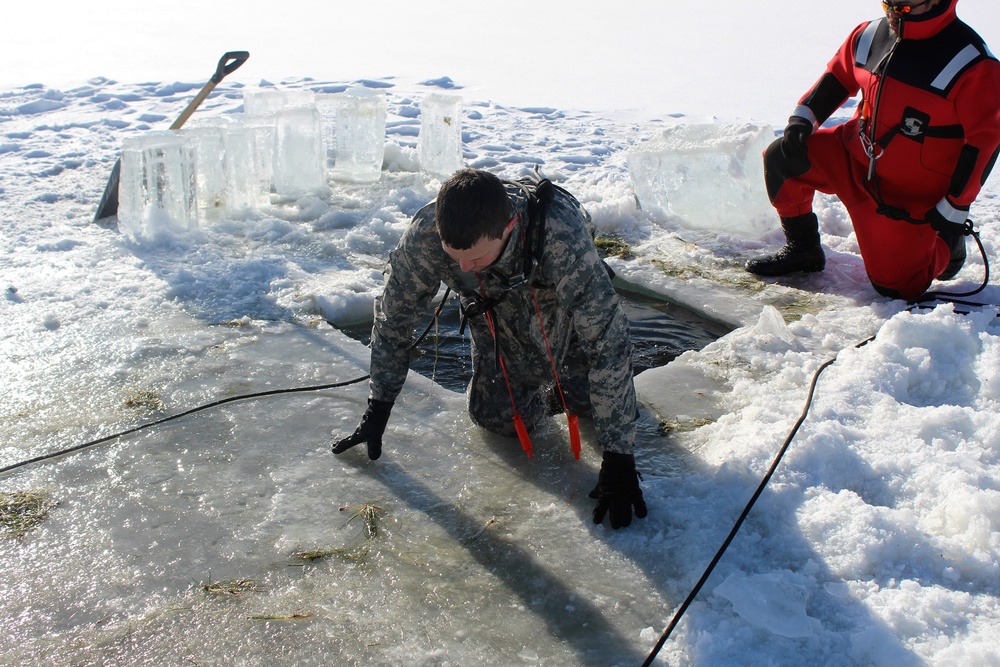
xmin=881 ymin=1 xmax=930 ymax=15
xmin=882 ymin=2 xmax=911 ymax=13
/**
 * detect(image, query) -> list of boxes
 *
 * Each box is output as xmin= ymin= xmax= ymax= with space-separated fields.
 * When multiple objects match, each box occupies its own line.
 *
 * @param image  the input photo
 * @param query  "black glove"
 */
xmin=780 ymin=116 xmax=813 ymax=166
xmin=589 ymin=451 xmax=648 ymax=529
xmin=331 ymin=398 xmax=393 ymax=460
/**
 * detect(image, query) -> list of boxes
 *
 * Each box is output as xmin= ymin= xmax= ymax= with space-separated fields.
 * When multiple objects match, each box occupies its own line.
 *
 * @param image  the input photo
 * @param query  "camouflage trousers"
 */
xmin=465 ymin=317 xmax=592 ymax=438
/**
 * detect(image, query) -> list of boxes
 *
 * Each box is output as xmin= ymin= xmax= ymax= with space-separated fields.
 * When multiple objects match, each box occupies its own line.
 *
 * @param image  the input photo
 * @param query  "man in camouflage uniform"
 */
xmin=332 ymin=168 xmax=647 ymax=529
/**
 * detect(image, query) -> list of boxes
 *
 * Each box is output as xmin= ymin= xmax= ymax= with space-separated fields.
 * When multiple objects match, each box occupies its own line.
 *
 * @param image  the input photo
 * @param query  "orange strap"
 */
xmin=478 ymin=275 xmax=534 ymax=458
xmin=530 ymin=286 xmax=581 ymax=459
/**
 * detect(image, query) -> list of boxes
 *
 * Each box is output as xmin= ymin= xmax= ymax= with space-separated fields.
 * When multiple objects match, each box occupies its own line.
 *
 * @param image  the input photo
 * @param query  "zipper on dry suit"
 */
xmin=857 ymin=12 xmax=951 ymax=225
xmin=860 ymin=30 xmax=902 ymax=182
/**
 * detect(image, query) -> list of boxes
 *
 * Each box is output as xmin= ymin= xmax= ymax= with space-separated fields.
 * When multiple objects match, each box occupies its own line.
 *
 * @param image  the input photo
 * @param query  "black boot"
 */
xmin=745 ymin=213 xmax=825 ymax=277
xmin=936 ymin=226 xmax=967 ymax=281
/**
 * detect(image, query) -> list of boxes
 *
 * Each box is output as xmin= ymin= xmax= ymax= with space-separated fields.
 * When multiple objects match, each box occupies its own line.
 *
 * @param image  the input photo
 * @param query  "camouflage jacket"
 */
xmin=369 ymin=182 xmax=637 ymax=454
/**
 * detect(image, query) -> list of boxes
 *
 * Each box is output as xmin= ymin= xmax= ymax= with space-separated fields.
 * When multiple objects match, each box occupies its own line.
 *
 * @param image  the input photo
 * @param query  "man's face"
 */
xmin=441 ymin=216 xmax=518 ymax=273
xmin=885 ymin=0 xmax=942 ymax=34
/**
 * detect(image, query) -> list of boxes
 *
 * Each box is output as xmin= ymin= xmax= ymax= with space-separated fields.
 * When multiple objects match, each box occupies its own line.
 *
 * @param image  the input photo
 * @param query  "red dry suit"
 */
xmin=765 ymin=0 xmax=1000 ymax=299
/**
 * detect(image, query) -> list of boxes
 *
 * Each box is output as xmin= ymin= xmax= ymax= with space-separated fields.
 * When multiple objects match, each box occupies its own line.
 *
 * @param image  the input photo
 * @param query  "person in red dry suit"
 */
xmin=745 ymin=0 xmax=1000 ymax=300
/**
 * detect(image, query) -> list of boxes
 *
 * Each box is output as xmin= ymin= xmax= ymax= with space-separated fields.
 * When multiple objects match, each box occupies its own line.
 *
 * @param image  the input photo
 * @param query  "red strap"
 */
xmin=530 ymin=287 xmax=581 ymax=460
xmin=513 ymin=414 xmax=533 ymax=458
xmin=567 ymin=413 xmax=581 ymax=460
xmin=478 ymin=276 xmax=534 ymax=458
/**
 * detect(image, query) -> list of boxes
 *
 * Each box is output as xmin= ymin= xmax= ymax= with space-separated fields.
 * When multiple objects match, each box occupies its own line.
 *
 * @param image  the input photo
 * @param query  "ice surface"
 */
xmin=6 ymin=19 xmax=1000 ymax=659
xmin=271 ymin=104 xmax=328 ymax=197
xmin=325 ymin=86 xmax=388 ymax=183
xmin=117 ymin=130 xmax=199 ymax=244
xmin=627 ymin=122 xmax=776 ymax=239
xmin=418 ymin=93 xmax=464 ymax=179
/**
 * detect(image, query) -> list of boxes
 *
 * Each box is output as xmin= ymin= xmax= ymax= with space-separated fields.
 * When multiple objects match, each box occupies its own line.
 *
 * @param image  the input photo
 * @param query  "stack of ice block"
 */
xmin=626 ymin=123 xmax=776 ymax=239
xmin=115 ymin=86 xmax=399 ymax=245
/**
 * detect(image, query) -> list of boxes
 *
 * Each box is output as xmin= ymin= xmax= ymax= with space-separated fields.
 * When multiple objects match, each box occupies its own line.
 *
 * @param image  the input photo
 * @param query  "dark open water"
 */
xmin=341 ymin=289 xmax=732 ymax=393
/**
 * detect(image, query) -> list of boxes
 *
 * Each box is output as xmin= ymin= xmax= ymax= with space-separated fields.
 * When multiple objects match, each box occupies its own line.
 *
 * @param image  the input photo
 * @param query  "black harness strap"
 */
xmin=875 ymin=121 xmax=965 ymax=151
xmin=517 ymin=171 xmax=555 ymax=284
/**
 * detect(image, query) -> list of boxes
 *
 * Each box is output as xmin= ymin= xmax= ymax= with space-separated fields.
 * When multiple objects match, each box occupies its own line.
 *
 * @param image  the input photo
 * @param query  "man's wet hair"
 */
xmin=435 ymin=168 xmax=512 ymax=250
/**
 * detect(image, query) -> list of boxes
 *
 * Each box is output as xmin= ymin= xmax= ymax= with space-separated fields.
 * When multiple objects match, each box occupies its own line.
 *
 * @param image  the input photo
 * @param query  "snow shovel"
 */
xmin=93 ymin=50 xmax=250 ymax=223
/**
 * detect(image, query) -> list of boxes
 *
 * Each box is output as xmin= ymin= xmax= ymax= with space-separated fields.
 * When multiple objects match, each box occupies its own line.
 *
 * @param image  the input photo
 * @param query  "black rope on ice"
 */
xmin=1 ymin=287 xmax=457 ymax=478
xmin=0 ymin=375 xmax=370 ymax=477
xmin=641 ymin=334 xmax=876 ymax=667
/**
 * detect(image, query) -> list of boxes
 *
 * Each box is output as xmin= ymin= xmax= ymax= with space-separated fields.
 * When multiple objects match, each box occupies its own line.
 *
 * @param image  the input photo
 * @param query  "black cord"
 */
xmin=641 ymin=335 xmax=875 ymax=667
xmin=0 ymin=375 xmax=370 ymax=477
xmin=913 ymin=223 xmax=990 ymax=304
xmin=413 ymin=286 xmax=452 ymax=348
xmin=2 ymin=289 xmax=456 ymax=479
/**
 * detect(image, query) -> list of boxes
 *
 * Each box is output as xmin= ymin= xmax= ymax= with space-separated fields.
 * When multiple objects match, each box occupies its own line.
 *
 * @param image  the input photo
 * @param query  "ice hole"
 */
xmin=339 ymin=288 xmax=732 ymax=393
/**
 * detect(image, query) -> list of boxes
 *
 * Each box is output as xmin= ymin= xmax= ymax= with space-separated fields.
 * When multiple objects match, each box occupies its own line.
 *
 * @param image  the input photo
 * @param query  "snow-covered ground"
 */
xmin=2 ymin=1 xmax=1000 ymax=665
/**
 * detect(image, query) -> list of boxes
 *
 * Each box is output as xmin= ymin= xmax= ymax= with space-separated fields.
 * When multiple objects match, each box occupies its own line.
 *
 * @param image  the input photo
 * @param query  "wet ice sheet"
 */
xmin=1 ymin=324 xmax=683 ymax=666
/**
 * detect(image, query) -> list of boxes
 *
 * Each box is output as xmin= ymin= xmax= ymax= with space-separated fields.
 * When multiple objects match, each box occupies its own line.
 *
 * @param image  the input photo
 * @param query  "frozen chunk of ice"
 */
xmin=118 ymin=130 xmax=199 ymax=244
xmin=322 ymin=86 xmax=387 ymax=184
xmin=714 ymin=572 xmax=822 ymax=639
xmin=182 ymin=123 xmax=228 ymax=222
xmin=271 ymin=105 xmax=327 ymax=197
xmin=627 ymin=123 xmax=775 ymax=239
xmin=418 ymin=93 xmax=464 ymax=180
xmin=223 ymin=114 xmax=275 ymax=211
xmin=242 ymin=89 xmax=316 ymax=116
xmin=753 ymin=304 xmax=795 ymax=344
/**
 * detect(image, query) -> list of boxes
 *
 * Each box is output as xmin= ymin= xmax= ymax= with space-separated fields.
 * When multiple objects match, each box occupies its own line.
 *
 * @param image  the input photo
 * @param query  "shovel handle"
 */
xmin=95 ymin=50 xmax=251 ymax=222
xmin=211 ymin=51 xmax=250 ymax=84
xmin=169 ymin=50 xmax=250 ymax=130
